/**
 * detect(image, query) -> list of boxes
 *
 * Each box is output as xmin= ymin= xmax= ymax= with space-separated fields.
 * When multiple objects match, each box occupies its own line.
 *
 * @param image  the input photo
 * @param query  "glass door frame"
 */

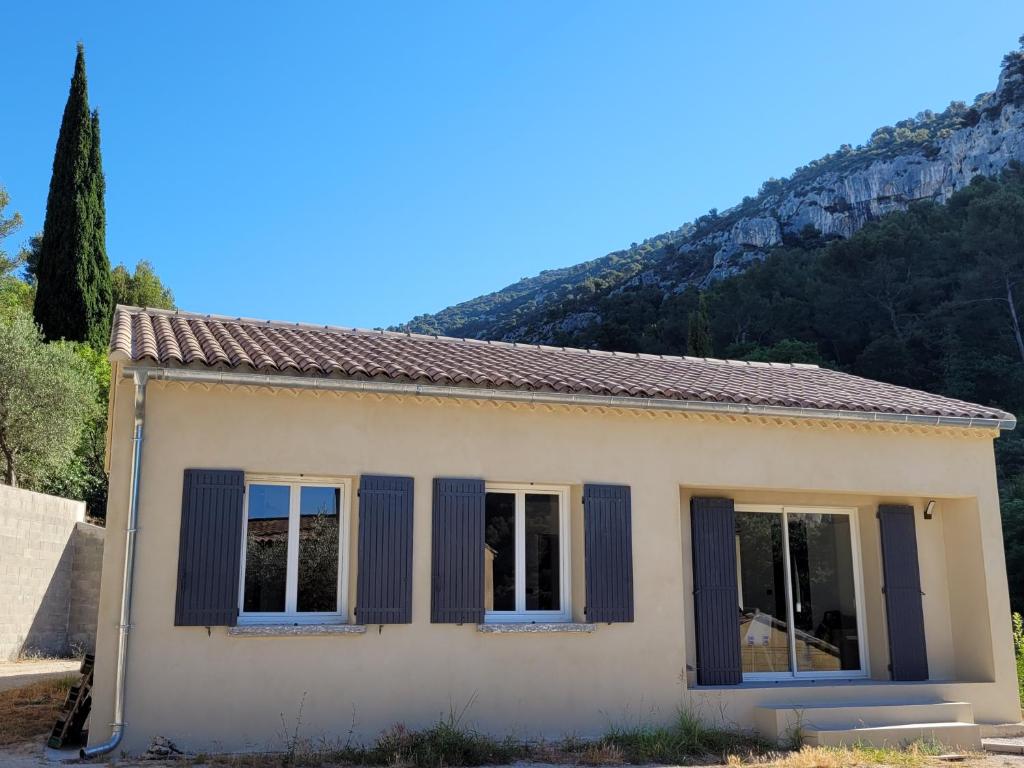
xmin=736 ymin=504 xmax=869 ymax=681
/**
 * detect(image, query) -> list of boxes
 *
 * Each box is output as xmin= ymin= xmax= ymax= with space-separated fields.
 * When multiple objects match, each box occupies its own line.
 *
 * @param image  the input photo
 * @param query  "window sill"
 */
xmin=228 ymin=624 xmax=367 ymax=637
xmin=476 ymin=622 xmax=596 ymax=634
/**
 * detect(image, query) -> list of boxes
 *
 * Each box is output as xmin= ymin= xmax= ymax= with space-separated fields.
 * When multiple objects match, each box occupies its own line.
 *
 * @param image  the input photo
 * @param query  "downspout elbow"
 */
xmin=80 ymin=724 xmax=122 ymax=760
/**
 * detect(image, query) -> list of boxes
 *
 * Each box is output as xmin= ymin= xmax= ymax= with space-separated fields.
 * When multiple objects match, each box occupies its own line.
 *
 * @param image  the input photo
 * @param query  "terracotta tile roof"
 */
xmin=110 ymin=306 xmax=1015 ymax=425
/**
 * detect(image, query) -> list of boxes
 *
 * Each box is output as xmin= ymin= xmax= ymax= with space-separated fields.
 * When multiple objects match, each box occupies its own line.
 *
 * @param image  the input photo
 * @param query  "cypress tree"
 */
xmin=33 ymin=43 xmax=113 ymax=348
xmin=686 ymin=294 xmax=713 ymax=357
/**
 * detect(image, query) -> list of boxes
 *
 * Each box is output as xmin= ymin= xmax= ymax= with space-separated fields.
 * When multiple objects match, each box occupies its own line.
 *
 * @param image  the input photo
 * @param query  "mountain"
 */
xmin=395 ymin=41 xmax=1024 ymax=613
xmin=401 ymin=41 xmax=1024 ymax=343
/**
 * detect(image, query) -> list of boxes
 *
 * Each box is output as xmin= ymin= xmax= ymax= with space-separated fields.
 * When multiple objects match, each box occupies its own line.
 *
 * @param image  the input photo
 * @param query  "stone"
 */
xmin=142 ymin=735 xmax=185 ymax=760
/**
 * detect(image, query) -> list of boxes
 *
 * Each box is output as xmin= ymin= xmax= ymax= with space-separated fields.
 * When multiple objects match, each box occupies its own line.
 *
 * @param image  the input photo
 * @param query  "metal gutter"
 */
xmin=81 ymin=370 xmax=148 ymax=759
xmin=122 ymin=366 xmax=1016 ymax=432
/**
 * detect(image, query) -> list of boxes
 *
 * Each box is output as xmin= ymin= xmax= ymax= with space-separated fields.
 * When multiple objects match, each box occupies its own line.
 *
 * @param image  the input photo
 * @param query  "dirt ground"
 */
xmin=0 ymin=660 xmax=81 ymax=694
xmin=0 ymin=741 xmax=1023 ymax=768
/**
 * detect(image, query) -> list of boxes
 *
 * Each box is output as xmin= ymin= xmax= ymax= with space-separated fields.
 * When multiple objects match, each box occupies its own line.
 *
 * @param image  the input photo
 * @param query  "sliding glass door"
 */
xmin=735 ymin=505 xmax=865 ymax=679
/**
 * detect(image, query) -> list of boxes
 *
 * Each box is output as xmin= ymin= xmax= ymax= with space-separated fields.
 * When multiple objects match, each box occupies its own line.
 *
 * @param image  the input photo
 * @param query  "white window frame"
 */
xmin=238 ymin=475 xmax=352 ymax=626
xmin=484 ymin=483 xmax=571 ymax=624
xmin=735 ymin=504 xmax=868 ymax=681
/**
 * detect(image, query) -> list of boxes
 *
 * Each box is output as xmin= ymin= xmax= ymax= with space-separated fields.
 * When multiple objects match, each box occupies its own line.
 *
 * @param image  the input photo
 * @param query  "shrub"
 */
xmin=590 ymin=708 xmax=767 ymax=764
xmin=1013 ymin=611 xmax=1024 ymax=706
xmin=372 ymin=720 xmax=525 ymax=767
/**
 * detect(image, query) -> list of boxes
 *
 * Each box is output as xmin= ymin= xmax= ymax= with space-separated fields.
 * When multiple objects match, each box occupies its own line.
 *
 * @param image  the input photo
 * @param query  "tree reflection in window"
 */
xmin=298 ymin=487 xmax=340 ymax=612
xmin=244 ymin=484 xmax=289 ymax=612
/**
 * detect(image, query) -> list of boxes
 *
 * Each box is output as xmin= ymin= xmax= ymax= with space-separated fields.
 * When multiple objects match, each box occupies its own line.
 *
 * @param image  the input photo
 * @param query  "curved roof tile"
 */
xmin=108 ymin=306 xmax=1014 ymax=423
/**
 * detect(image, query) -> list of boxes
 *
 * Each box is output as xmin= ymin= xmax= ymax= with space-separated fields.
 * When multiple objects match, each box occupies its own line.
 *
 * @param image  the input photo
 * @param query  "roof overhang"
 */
xmin=122 ymin=365 xmax=1017 ymax=432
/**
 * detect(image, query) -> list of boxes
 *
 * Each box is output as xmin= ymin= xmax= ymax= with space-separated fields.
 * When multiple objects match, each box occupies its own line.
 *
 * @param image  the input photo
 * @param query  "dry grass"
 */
xmin=151 ymin=721 xmax=979 ymax=768
xmin=0 ymin=676 xmax=74 ymax=746
xmin=729 ymin=742 xmax=973 ymax=768
xmin=15 ymin=645 xmax=82 ymax=662
xmin=199 ymin=742 xmax=977 ymax=768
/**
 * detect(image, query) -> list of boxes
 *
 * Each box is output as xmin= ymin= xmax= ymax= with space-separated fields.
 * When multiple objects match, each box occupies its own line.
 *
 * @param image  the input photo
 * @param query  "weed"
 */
xmin=184 ymin=714 xmax=968 ymax=767
xmin=1013 ymin=611 xmax=1024 ymax=707
xmin=782 ymin=709 xmax=806 ymax=751
xmin=277 ymin=692 xmax=307 ymax=767
xmin=590 ymin=707 xmax=769 ymax=764
xmin=576 ymin=742 xmax=625 ymax=765
xmin=15 ymin=646 xmax=79 ymax=662
xmin=357 ymin=718 xmax=525 ymax=767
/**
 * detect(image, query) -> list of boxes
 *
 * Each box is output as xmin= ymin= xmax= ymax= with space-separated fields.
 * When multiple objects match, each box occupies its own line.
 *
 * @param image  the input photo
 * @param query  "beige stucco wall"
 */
xmin=90 ymin=372 xmax=1020 ymax=754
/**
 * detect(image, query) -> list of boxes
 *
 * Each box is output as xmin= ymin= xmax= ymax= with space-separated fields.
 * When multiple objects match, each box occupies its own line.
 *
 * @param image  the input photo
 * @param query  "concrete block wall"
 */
xmin=0 ymin=485 xmax=105 ymax=660
xmin=68 ymin=521 xmax=105 ymax=653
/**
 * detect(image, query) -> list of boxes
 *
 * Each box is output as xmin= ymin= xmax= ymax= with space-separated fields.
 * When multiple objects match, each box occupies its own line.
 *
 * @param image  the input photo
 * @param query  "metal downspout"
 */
xmin=81 ymin=371 xmax=148 ymax=759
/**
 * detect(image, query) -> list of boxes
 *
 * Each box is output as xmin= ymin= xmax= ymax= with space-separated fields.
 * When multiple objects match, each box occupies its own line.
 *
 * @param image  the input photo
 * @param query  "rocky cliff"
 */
xmin=402 ymin=44 xmax=1024 ymax=343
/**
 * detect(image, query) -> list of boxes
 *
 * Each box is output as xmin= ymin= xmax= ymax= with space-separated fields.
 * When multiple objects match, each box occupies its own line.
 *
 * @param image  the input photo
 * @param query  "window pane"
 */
xmin=788 ymin=513 xmax=860 ymax=672
xmin=297 ymin=486 xmax=340 ymax=613
xmin=525 ymin=494 xmax=560 ymax=610
xmin=485 ymin=492 xmax=515 ymax=611
xmin=736 ymin=512 xmax=791 ymax=674
xmin=244 ymin=484 xmax=290 ymax=613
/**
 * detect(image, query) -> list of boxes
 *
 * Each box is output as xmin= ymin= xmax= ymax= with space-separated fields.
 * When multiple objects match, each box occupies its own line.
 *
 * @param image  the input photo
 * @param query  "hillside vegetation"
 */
xmin=400 ymin=41 xmax=1024 ymax=612
xmin=475 ymin=170 xmax=1024 ymax=611
xmin=402 ymin=39 xmax=1024 ymax=343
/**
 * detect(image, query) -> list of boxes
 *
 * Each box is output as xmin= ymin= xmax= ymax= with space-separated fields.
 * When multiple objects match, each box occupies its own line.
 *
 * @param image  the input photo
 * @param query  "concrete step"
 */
xmin=754 ymin=701 xmax=975 ymax=744
xmin=980 ymin=722 xmax=1024 ymax=738
xmin=804 ymin=721 xmax=981 ymax=750
xmin=983 ymin=737 xmax=1024 ymax=754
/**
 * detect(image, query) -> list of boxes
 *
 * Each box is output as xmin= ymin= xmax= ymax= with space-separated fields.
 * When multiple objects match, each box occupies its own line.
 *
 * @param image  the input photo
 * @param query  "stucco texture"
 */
xmin=90 ymin=370 xmax=1020 ymax=754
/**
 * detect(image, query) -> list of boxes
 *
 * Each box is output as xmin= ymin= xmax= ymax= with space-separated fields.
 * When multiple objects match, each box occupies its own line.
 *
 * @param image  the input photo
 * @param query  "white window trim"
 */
xmin=484 ymin=483 xmax=571 ymax=624
xmin=238 ymin=475 xmax=352 ymax=626
xmin=735 ymin=504 xmax=869 ymax=682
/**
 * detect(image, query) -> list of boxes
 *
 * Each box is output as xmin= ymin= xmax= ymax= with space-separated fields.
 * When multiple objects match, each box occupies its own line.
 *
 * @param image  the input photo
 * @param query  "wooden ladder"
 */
xmin=47 ymin=654 xmax=94 ymax=750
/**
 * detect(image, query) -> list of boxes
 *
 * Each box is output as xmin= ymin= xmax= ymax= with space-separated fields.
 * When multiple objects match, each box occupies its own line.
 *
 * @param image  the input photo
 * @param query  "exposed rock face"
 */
xmin=775 ymin=107 xmax=1024 ymax=240
xmin=687 ymin=102 xmax=1024 ymax=285
xmin=732 ymin=216 xmax=782 ymax=248
xmin=401 ymin=49 xmax=1024 ymax=343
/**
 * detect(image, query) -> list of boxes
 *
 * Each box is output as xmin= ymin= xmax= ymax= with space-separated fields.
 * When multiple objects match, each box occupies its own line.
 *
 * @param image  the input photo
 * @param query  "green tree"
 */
xmin=0 ymin=187 xmax=23 ymax=268
xmin=111 ymin=260 xmax=175 ymax=309
xmin=33 ymin=43 xmax=113 ymax=349
xmin=736 ymin=339 xmax=823 ymax=365
xmin=0 ymin=188 xmax=34 ymax=318
xmin=0 ymin=308 xmax=98 ymax=488
xmin=961 ymin=180 xmax=1024 ymax=363
xmin=41 ymin=342 xmax=110 ymax=515
xmin=686 ymin=293 xmax=713 ymax=357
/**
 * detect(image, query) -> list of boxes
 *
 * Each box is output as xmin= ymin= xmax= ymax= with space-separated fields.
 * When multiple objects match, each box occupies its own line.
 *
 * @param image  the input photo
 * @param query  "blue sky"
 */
xmin=3 ymin=3 xmax=1023 ymax=329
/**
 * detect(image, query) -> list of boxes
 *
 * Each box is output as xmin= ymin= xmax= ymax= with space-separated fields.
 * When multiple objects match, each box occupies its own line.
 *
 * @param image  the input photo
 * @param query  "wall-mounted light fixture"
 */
xmin=924 ymin=500 xmax=935 ymax=520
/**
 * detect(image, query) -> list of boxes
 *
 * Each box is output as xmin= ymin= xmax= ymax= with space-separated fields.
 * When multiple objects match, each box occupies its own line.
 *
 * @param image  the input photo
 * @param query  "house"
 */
xmin=87 ymin=305 xmax=1020 ymax=756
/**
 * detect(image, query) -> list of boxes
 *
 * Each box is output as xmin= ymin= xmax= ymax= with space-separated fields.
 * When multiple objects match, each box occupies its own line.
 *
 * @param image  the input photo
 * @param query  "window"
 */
xmin=734 ymin=505 xmax=866 ymax=679
xmin=239 ymin=477 xmax=350 ymax=624
xmin=484 ymin=484 xmax=570 ymax=622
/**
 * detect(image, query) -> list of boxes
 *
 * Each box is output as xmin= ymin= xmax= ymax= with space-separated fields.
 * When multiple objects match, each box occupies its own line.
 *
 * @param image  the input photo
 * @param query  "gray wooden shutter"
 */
xmin=430 ymin=478 xmax=485 ymax=623
xmin=878 ymin=504 xmax=929 ymax=681
xmin=356 ymin=475 xmax=414 ymax=624
xmin=174 ymin=469 xmax=245 ymax=626
xmin=583 ymin=484 xmax=634 ymax=623
xmin=690 ymin=496 xmax=742 ymax=685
